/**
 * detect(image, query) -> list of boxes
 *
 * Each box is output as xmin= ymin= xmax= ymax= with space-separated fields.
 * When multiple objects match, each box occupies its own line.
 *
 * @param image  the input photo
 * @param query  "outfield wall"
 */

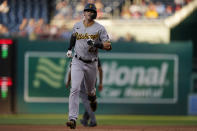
xmin=15 ymin=38 xmax=192 ymax=115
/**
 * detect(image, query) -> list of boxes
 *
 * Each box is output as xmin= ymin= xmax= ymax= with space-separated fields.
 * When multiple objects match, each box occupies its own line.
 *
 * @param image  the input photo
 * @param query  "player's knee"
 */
xmin=71 ymin=87 xmax=80 ymax=95
xmin=88 ymin=95 xmax=97 ymax=102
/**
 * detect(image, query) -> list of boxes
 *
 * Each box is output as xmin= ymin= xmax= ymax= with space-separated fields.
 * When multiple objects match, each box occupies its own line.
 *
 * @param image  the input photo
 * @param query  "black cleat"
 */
xmin=80 ymin=119 xmax=88 ymax=127
xmin=66 ymin=119 xmax=76 ymax=129
xmin=88 ymin=121 xmax=97 ymax=127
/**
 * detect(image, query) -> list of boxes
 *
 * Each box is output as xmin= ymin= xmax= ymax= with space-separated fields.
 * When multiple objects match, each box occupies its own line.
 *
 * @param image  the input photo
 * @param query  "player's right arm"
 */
xmin=68 ymin=33 xmax=76 ymax=50
xmin=66 ymin=23 xmax=77 ymax=58
xmin=66 ymin=33 xmax=76 ymax=58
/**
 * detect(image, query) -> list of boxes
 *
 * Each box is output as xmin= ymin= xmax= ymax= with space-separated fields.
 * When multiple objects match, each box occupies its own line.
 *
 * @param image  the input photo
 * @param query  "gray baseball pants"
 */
xmin=69 ymin=57 xmax=97 ymax=121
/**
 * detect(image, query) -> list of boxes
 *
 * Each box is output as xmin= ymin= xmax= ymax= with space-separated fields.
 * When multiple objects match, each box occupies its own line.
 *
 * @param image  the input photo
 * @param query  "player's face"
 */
xmin=84 ymin=10 xmax=95 ymax=21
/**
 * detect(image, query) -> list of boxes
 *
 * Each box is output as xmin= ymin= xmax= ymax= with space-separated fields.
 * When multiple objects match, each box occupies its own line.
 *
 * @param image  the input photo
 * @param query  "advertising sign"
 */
xmin=24 ymin=52 xmax=178 ymax=104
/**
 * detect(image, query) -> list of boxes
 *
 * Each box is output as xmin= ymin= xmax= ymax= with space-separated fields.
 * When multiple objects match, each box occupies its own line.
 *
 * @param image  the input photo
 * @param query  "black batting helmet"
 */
xmin=84 ymin=3 xmax=97 ymax=19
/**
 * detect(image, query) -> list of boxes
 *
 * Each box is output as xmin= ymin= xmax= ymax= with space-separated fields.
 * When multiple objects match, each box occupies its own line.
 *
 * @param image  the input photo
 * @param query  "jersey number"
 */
xmin=88 ymin=46 xmax=97 ymax=53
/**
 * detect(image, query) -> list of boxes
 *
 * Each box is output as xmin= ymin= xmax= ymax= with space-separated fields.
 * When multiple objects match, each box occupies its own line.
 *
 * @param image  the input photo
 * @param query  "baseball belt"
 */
xmin=75 ymin=55 xmax=97 ymax=63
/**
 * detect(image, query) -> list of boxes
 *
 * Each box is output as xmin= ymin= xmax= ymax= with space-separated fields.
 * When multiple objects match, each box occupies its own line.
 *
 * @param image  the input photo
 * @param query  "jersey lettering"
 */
xmin=75 ymin=32 xmax=99 ymax=40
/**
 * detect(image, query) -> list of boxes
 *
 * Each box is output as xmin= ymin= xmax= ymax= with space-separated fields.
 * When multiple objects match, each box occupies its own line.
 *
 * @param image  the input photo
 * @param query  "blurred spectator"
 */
xmin=19 ymin=18 xmax=28 ymax=30
xmin=124 ymin=32 xmax=134 ymax=42
xmin=34 ymin=18 xmax=45 ymax=36
xmin=58 ymin=25 xmax=72 ymax=40
xmin=39 ymin=24 xmax=51 ymax=39
xmin=95 ymin=0 xmax=104 ymax=11
xmin=54 ymin=0 xmax=72 ymax=20
xmin=164 ymin=5 xmax=173 ymax=17
xmin=25 ymin=18 xmax=37 ymax=40
xmin=95 ymin=0 xmax=104 ymax=19
xmin=138 ymin=1 xmax=148 ymax=18
xmin=49 ymin=25 xmax=59 ymax=39
xmin=155 ymin=1 xmax=165 ymax=18
xmin=0 ymin=24 xmax=9 ymax=36
xmin=18 ymin=18 xmax=28 ymax=36
xmin=74 ymin=0 xmax=86 ymax=20
xmin=174 ymin=0 xmax=185 ymax=6
xmin=25 ymin=18 xmax=36 ymax=35
xmin=0 ymin=0 xmax=9 ymax=13
xmin=121 ymin=5 xmax=132 ymax=19
xmin=185 ymin=0 xmax=192 ymax=4
xmin=175 ymin=4 xmax=182 ymax=12
xmin=87 ymin=0 xmax=95 ymax=4
xmin=129 ymin=1 xmax=142 ymax=19
xmin=145 ymin=2 xmax=158 ymax=19
xmin=112 ymin=1 xmax=121 ymax=19
xmin=103 ymin=6 xmax=112 ymax=19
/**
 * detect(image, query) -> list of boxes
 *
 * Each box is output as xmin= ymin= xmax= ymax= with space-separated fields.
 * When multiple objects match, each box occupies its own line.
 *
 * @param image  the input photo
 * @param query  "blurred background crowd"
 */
xmin=0 ymin=0 xmax=193 ymax=41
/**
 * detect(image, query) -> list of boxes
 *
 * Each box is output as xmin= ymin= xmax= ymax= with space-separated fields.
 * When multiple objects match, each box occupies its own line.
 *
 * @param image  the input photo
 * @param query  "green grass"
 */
xmin=0 ymin=114 xmax=197 ymax=126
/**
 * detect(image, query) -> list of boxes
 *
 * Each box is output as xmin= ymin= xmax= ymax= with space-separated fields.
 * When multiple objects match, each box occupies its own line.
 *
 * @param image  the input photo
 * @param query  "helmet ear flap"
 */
xmin=92 ymin=12 xmax=97 ymax=19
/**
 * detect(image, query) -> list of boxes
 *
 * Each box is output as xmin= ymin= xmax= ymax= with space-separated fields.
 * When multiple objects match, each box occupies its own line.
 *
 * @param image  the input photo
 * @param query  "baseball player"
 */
xmin=65 ymin=3 xmax=111 ymax=129
xmin=65 ymin=58 xmax=103 ymax=127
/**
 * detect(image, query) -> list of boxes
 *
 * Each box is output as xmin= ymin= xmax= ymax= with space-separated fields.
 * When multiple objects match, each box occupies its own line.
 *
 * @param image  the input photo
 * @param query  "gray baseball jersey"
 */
xmin=73 ymin=20 xmax=110 ymax=60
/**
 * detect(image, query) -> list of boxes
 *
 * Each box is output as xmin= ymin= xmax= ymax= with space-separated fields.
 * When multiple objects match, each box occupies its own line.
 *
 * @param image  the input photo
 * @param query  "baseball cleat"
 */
xmin=80 ymin=119 xmax=88 ymax=127
xmin=66 ymin=119 xmax=76 ymax=129
xmin=88 ymin=121 xmax=97 ymax=127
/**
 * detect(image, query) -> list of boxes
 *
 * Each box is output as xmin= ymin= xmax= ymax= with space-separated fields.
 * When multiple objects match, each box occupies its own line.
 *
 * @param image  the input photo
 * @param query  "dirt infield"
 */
xmin=0 ymin=125 xmax=197 ymax=131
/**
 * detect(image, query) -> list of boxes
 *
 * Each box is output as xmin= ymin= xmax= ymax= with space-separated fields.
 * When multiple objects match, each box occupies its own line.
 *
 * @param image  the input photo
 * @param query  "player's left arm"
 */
xmin=87 ymin=27 xmax=112 ymax=50
xmin=92 ymin=41 xmax=111 ymax=51
xmin=99 ymin=26 xmax=112 ymax=51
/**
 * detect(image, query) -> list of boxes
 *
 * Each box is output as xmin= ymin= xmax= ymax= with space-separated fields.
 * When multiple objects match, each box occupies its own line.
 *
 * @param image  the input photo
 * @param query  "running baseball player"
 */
xmin=66 ymin=3 xmax=111 ymax=129
xmin=65 ymin=58 xmax=103 ymax=127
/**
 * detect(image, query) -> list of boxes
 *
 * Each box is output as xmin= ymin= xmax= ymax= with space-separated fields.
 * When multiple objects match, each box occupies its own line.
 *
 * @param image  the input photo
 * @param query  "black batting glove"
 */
xmin=87 ymin=39 xmax=95 ymax=46
xmin=87 ymin=36 xmax=104 ymax=49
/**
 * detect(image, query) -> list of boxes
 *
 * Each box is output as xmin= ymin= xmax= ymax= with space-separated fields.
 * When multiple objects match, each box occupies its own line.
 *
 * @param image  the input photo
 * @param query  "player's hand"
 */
xmin=98 ymin=84 xmax=103 ymax=92
xmin=66 ymin=50 xmax=72 ymax=58
xmin=103 ymin=42 xmax=112 ymax=51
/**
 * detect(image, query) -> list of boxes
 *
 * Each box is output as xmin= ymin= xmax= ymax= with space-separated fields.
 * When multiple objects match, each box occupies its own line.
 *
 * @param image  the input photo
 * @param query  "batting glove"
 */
xmin=87 ymin=37 xmax=95 ymax=46
xmin=66 ymin=50 xmax=72 ymax=58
